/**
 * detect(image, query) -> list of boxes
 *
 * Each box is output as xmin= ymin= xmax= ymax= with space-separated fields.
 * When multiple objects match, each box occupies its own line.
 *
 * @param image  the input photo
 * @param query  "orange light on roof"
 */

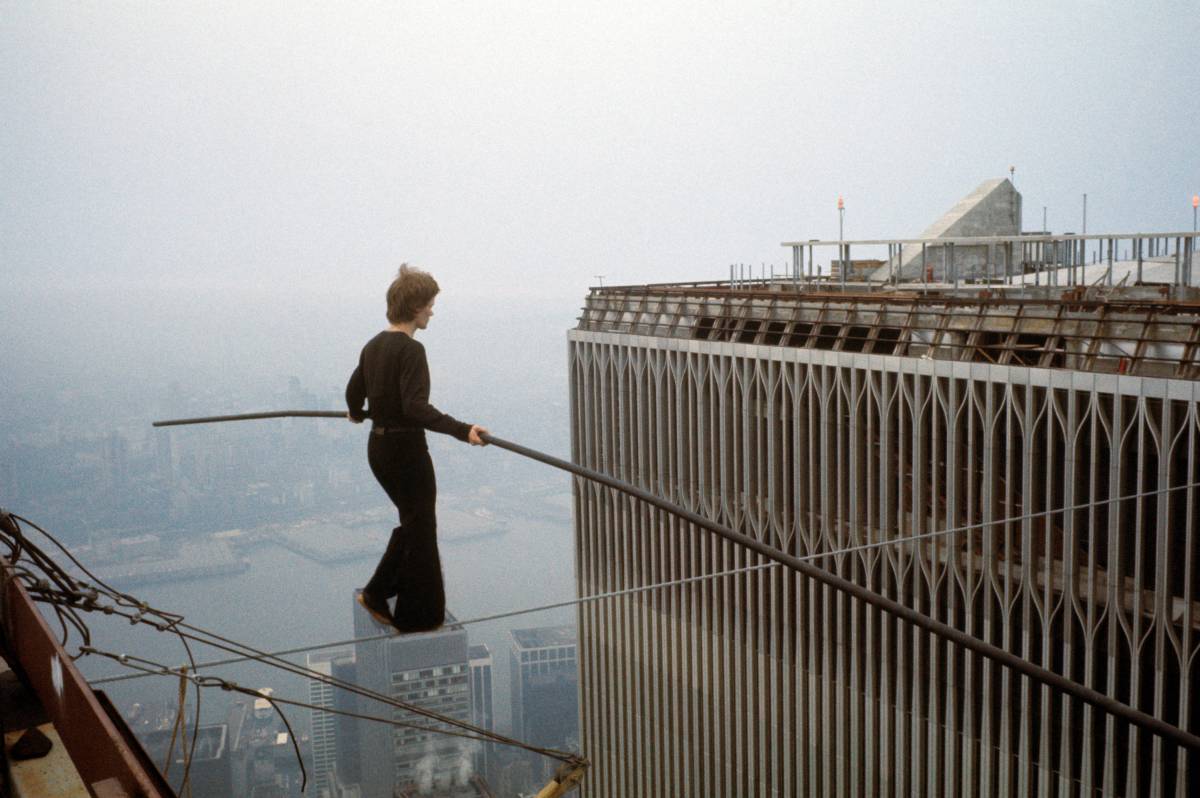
xmin=1193 ymin=194 xmax=1199 ymax=208
xmin=837 ymin=196 xmax=844 ymax=210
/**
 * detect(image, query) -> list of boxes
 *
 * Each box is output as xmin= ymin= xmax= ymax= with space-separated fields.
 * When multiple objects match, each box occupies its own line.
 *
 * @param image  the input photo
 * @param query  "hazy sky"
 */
xmin=4 ymin=1 xmax=1197 ymax=302
xmin=2 ymin=0 xmax=1199 ymax=427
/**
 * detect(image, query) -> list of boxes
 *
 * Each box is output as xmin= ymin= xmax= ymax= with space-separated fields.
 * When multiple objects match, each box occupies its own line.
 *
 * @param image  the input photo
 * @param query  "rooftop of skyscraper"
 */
xmin=576 ymin=179 xmax=1200 ymax=381
xmin=510 ymin=625 xmax=576 ymax=651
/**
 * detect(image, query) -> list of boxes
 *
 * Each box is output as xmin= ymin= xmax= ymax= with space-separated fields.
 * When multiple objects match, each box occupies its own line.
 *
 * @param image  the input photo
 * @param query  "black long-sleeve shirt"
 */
xmin=345 ymin=331 xmax=472 ymax=442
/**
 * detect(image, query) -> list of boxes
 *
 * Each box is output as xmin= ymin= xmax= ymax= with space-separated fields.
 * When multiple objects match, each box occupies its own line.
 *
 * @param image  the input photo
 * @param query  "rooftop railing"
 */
xmin=767 ymin=231 xmax=1197 ymax=291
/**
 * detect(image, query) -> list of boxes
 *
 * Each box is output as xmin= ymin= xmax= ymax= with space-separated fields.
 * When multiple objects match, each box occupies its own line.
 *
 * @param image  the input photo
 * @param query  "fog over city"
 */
xmin=2 ymin=2 xmax=1197 ymax=795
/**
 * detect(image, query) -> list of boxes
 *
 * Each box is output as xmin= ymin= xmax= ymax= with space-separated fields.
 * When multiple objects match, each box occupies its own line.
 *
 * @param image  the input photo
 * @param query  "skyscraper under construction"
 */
xmin=568 ymin=180 xmax=1199 ymax=796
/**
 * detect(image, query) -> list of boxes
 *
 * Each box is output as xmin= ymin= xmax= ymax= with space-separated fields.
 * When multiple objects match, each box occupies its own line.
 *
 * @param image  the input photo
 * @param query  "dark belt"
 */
xmin=371 ymin=425 xmax=422 ymax=436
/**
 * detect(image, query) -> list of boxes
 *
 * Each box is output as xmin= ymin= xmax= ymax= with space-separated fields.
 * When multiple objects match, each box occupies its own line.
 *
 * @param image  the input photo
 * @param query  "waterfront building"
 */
xmin=351 ymin=594 xmax=473 ymax=797
xmin=568 ymin=180 xmax=1199 ymax=795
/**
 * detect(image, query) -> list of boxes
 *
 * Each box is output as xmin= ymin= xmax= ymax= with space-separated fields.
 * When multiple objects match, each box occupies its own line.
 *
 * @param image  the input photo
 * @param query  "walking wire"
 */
xmin=91 ymin=474 xmax=1200 ymax=685
xmin=1 ymin=511 xmax=581 ymax=778
xmin=144 ymin=411 xmax=1200 ymax=751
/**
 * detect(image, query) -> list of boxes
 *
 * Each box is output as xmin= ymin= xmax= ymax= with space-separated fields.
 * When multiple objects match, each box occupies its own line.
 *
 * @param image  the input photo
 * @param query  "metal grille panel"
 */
xmin=569 ymin=330 xmax=1199 ymax=797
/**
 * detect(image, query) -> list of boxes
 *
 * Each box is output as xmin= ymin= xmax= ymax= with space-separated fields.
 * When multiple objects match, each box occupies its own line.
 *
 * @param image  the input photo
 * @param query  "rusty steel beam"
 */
xmin=0 ymin=553 xmax=174 ymax=798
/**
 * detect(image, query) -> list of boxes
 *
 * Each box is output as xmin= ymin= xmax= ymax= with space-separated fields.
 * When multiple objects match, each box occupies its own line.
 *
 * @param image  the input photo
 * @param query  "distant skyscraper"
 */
xmin=508 ymin=625 xmax=578 ymax=751
xmin=569 ymin=196 xmax=1199 ymax=795
xmin=102 ymin=430 xmax=128 ymax=486
xmin=352 ymin=593 xmax=473 ymax=797
xmin=309 ymin=657 xmax=339 ymax=795
xmin=468 ymin=644 xmax=494 ymax=781
xmin=307 ymin=649 xmax=359 ymax=797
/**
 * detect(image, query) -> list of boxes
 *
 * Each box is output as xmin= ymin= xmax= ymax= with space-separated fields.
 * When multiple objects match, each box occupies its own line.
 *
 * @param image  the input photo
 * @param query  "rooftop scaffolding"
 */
xmin=577 ymin=278 xmax=1200 ymax=380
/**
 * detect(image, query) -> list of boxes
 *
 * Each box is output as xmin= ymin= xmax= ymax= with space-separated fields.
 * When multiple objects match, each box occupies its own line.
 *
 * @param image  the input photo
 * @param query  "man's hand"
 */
xmin=347 ymin=412 xmax=363 ymax=424
xmin=468 ymin=425 xmax=489 ymax=446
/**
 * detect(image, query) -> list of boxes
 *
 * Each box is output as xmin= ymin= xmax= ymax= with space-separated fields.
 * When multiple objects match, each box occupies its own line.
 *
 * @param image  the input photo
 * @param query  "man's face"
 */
xmin=414 ymin=298 xmax=435 ymax=330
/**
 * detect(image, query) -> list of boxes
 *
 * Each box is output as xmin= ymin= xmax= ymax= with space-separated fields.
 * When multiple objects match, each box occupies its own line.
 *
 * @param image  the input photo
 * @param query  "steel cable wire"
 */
xmin=1 ymin=512 xmax=205 ymax=794
xmin=2 ymin=515 xmax=579 ymax=766
xmin=91 ymin=462 xmax=1200 ymax=687
xmin=80 ymin=648 xmax=307 ymax=793
xmin=31 ymin=588 xmax=579 ymax=762
xmin=146 ymin=422 xmax=1200 ymax=638
xmin=4 ymin=514 xmax=581 ymax=789
xmin=142 ymin=411 xmax=1200 ymax=751
xmin=84 ymin=645 xmax=527 ymax=750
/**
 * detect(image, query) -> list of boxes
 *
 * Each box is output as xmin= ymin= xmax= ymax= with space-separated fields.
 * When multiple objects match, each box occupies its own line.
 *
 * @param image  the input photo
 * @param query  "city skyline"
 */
xmin=7 ymin=191 xmax=1200 ymax=797
xmin=4 ymin=5 xmax=1198 ymax=794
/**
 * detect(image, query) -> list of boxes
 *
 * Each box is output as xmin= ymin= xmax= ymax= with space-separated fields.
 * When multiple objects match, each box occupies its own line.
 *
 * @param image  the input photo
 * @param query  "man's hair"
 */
xmin=386 ymin=264 xmax=440 ymax=324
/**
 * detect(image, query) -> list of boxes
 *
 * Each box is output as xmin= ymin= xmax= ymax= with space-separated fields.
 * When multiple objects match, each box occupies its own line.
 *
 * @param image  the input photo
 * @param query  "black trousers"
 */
xmin=364 ymin=430 xmax=445 ymax=631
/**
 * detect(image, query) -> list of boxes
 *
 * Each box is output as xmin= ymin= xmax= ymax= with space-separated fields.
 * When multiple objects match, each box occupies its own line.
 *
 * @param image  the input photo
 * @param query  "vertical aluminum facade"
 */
xmin=308 ymin=649 xmax=360 ymax=797
xmin=308 ymin=657 xmax=341 ymax=797
xmin=469 ymin=644 xmax=494 ymax=782
xmin=569 ymin=302 xmax=1199 ymax=796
